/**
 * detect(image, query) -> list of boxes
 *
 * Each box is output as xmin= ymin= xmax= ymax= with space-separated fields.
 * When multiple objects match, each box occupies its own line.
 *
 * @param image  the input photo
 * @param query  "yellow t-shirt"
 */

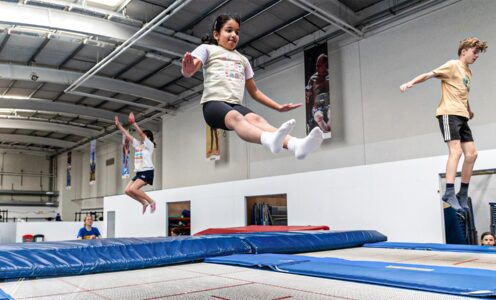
xmin=432 ymin=59 xmax=472 ymax=118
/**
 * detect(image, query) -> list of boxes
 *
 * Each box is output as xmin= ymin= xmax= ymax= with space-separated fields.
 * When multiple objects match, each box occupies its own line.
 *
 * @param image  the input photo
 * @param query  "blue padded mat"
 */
xmin=365 ymin=242 xmax=496 ymax=254
xmin=0 ymin=236 xmax=251 ymax=279
xmin=236 ymin=230 xmax=386 ymax=253
xmin=0 ymin=230 xmax=386 ymax=280
xmin=0 ymin=289 xmax=14 ymax=300
xmin=205 ymin=253 xmax=496 ymax=297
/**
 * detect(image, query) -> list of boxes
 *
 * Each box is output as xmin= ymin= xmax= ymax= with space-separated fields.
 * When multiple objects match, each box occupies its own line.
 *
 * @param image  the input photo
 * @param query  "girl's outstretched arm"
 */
xmin=245 ymin=78 xmax=301 ymax=112
xmin=129 ymin=112 xmax=146 ymax=143
xmin=115 ymin=116 xmax=133 ymax=141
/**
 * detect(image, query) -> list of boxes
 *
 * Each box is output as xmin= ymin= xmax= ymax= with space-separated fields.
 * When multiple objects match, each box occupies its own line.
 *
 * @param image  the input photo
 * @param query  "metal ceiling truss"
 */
xmin=0 ymin=146 xmax=54 ymax=156
xmin=65 ymin=0 xmax=192 ymax=93
xmin=0 ymin=144 xmax=56 ymax=155
xmin=42 ymin=0 xmax=191 ymax=155
xmin=0 ymin=133 xmax=76 ymax=148
xmin=0 ymin=1 xmax=207 ymax=154
xmin=288 ymin=0 xmax=363 ymax=38
xmin=0 ymin=1 xmax=198 ymax=57
xmin=177 ymin=0 xmax=231 ymax=32
xmin=0 ymin=119 xmax=101 ymax=137
xmin=0 ymin=97 xmax=127 ymax=122
xmin=0 ymin=64 xmax=176 ymax=109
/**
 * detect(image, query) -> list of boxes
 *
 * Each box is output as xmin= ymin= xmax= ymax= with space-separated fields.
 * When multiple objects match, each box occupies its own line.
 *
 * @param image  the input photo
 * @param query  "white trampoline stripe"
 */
xmin=386 ymin=265 xmax=434 ymax=272
xmin=443 ymin=115 xmax=450 ymax=141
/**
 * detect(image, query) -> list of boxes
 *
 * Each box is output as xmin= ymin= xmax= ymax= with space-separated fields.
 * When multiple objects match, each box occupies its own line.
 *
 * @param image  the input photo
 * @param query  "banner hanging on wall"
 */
xmin=206 ymin=124 xmax=221 ymax=161
xmin=304 ymin=43 xmax=331 ymax=139
xmin=122 ymin=134 xmax=130 ymax=178
xmin=66 ymin=151 xmax=72 ymax=190
xmin=89 ymin=139 xmax=96 ymax=184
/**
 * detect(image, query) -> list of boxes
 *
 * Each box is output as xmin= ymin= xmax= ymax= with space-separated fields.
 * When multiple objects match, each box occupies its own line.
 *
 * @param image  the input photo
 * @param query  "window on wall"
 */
xmin=246 ymin=194 xmax=287 ymax=226
xmin=167 ymin=201 xmax=191 ymax=236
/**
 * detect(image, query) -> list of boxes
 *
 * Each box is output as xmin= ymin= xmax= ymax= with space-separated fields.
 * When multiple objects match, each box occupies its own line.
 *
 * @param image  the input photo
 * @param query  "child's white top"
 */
xmin=191 ymin=44 xmax=254 ymax=104
xmin=132 ymin=137 xmax=154 ymax=172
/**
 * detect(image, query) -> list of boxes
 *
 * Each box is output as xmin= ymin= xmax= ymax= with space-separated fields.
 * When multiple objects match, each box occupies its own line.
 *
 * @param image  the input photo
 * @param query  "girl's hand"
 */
xmin=278 ymin=103 xmax=302 ymax=112
xmin=182 ymin=52 xmax=196 ymax=77
xmin=400 ymin=82 xmax=412 ymax=93
xmin=128 ymin=112 xmax=135 ymax=124
xmin=114 ymin=116 xmax=120 ymax=126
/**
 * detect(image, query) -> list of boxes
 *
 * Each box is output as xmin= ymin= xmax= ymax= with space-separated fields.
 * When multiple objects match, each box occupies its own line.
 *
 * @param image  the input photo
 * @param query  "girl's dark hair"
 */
xmin=143 ymin=130 xmax=156 ymax=147
xmin=481 ymin=231 xmax=495 ymax=240
xmin=201 ymin=14 xmax=241 ymax=45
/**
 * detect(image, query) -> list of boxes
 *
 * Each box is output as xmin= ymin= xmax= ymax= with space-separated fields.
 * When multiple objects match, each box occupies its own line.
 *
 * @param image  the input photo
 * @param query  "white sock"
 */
xmin=260 ymin=119 xmax=296 ymax=154
xmin=288 ymin=127 xmax=324 ymax=160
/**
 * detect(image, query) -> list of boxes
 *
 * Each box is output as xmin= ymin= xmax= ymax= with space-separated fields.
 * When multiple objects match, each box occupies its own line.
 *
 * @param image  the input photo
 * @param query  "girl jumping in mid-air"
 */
xmin=181 ymin=14 xmax=323 ymax=159
xmin=115 ymin=112 xmax=157 ymax=213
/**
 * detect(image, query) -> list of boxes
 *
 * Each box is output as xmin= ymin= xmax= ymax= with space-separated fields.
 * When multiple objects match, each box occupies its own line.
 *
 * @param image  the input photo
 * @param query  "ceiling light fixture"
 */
xmin=86 ymin=0 xmax=127 ymax=9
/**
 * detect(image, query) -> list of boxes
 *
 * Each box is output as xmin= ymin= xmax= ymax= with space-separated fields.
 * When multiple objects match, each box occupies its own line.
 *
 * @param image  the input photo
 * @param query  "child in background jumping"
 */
xmin=115 ymin=112 xmax=157 ymax=213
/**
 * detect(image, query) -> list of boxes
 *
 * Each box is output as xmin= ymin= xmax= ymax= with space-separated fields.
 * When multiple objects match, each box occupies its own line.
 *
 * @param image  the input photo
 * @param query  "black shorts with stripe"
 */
xmin=436 ymin=115 xmax=473 ymax=143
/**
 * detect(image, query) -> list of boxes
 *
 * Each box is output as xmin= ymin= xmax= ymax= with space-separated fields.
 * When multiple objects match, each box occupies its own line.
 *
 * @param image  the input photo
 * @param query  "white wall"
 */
xmin=357 ymin=0 xmax=496 ymax=164
xmin=14 ymin=221 xmax=105 ymax=242
xmin=0 ymin=223 xmax=16 ymax=244
xmin=57 ymin=150 xmax=83 ymax=221
xmin=0 ymin=206 xmax=56 ymax=221
xmin=0 ymin=152 xmax=51 ymax=192
xmin=162 ymin=105 xmax=250 ymax=188
xmin=0 ymin=152 xmax=53 ymax=219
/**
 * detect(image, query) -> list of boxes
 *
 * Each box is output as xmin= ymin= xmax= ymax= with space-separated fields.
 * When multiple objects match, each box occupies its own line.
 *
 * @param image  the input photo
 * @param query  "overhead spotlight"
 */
xmin=30 ymin=72 xmax=39 ymax=82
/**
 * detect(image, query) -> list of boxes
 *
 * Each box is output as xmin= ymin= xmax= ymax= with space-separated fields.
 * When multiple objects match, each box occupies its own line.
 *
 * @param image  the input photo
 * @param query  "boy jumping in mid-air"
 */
xmin=400 ymin=37 xmax=488 ymax=214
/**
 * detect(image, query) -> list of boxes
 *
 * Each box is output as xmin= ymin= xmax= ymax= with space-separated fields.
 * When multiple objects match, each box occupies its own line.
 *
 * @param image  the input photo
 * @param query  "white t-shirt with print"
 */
xmin=132 ymin=137 xmax=154 ymax=172
xmin=191 ymin=44 xmax=254 ymax=105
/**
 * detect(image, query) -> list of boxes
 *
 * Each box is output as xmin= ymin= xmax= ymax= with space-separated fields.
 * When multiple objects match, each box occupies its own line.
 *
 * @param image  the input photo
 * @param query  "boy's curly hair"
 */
xmin=458 ymin=37 xmax=488 ymax=56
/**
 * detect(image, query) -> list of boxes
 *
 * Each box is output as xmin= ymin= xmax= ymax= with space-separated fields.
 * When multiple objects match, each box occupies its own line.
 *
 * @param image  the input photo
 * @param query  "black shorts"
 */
xmin=132 ymin=170 xmax=154 ymax=185
xmin=437 ymin=115 xmax=474 ymax=142
xmin=202 ymin=101 xmax=253 ymax=130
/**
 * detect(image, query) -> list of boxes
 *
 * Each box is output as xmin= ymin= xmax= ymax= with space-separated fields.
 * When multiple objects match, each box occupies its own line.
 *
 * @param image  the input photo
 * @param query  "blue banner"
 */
xmin=89 ymin=139 xmax=96 ymax=184
xmin=66 ymin=151 xmax=71 ymax=189
xmin=122 ymin=135 xmax=130 ymax=178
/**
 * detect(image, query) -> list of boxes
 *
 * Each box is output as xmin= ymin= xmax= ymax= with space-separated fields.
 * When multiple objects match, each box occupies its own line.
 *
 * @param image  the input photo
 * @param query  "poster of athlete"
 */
xmin=304 ymin=44 xmax=331 ymax=139
xmin=66 ymin=151 xmax=71 ymax=189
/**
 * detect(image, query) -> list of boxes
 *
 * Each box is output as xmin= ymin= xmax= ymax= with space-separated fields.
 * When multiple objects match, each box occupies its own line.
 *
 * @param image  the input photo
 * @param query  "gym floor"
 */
xmin=2 ymin=247 xmax=494 ymax=299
